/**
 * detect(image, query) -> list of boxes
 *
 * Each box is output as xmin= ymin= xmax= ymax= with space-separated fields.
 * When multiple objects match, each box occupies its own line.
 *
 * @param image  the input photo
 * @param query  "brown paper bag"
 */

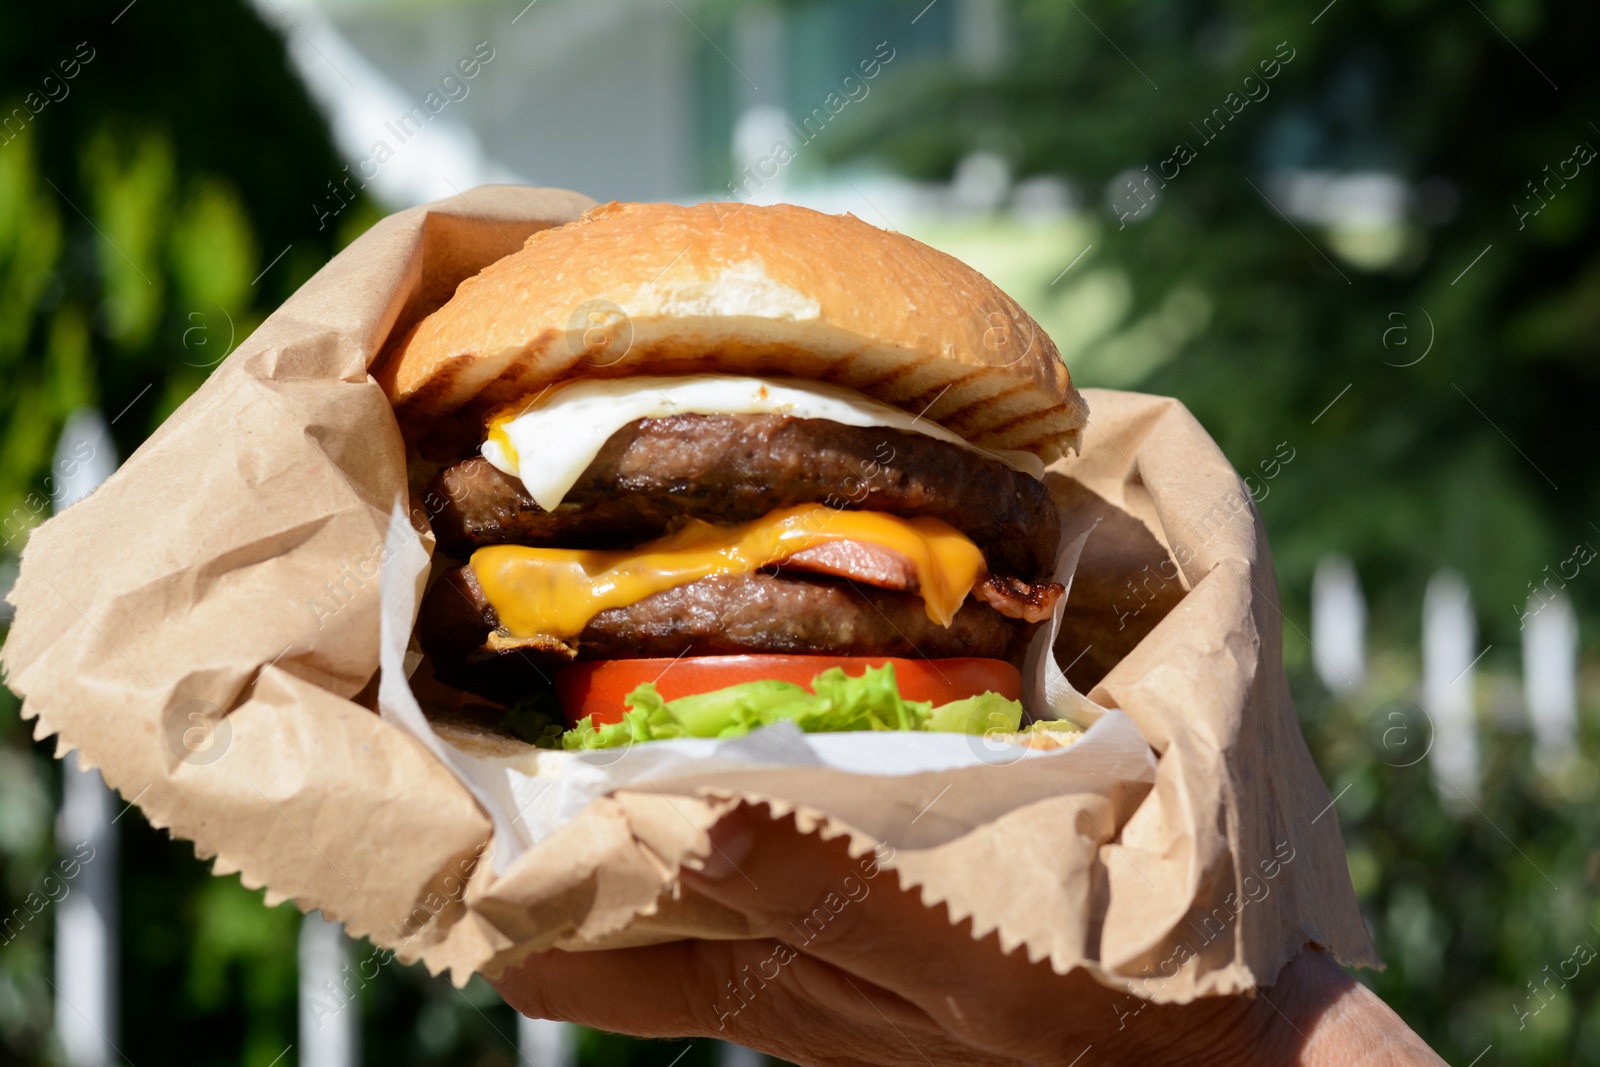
xmin=2 ymin=186 xmax=1375 ymax=1000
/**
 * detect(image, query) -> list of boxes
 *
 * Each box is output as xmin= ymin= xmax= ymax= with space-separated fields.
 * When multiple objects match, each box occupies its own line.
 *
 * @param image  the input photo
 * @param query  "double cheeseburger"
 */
xmin=379 ymin=201 xmax=1088 ymax=748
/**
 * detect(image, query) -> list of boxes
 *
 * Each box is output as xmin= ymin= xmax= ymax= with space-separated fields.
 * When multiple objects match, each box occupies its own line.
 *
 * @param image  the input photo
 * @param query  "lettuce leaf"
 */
xmin=559 ymin=663 xmax=1025 ymax=750
xmin=654 ymin=679 xmax=819 ymax=736
xmin=926 ymin=691 xmax=1024 ymax=736
xmin=503 ymin=689 xmax=569 ymax=749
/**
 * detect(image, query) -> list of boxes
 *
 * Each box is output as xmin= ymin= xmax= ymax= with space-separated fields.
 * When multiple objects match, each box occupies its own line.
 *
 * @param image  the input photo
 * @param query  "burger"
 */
xmin=378 ymin=201 xmax=1089 ymax=750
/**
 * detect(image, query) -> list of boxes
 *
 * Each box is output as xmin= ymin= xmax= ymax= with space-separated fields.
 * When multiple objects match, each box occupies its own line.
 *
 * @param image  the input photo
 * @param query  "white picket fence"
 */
xmin=1312 ymin=554 xmax=1582 ymax=802
xmin=52 ymin=411 xmax=120 ymax=1067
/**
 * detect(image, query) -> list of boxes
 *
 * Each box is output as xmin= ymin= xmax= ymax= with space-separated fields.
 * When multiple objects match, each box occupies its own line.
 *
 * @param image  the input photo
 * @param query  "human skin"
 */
xmin=493 ymin=805 xmax=1445 ymax=1066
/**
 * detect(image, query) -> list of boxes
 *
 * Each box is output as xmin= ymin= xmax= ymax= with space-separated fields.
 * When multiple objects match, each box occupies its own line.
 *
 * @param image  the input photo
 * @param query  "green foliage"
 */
xmin=82 ymin=126 xmax=173 ymax=349
xmin=0 ymin=2 xmax=369 ymax=1064
xmin=0 ymin=1 xmax=365 ymax=557
xmin=829 ymin=0 xmax=1600 ymax=658
xmin=1297 ymin=656 xmax=1600 ymax=1064
xmin=0 ymin=685 xmax=53 ymax=1057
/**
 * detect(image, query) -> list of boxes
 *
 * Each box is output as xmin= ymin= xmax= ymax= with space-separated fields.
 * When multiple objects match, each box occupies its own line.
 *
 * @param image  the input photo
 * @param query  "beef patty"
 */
xmin=423 ymin=413 xmax=1059 ymax=581
xmin=420 ymin=565 xmax=1019 ymax=704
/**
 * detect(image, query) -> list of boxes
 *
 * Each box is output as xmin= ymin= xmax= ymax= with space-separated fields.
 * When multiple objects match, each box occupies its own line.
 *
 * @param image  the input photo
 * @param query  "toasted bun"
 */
xmin=376 ymin=201 xmax=1087 ymax=458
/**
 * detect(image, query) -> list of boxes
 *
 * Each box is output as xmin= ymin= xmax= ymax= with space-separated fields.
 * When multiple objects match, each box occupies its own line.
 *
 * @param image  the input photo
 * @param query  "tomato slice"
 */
xmin=553 ymin=655 xmax=1022 ymax=727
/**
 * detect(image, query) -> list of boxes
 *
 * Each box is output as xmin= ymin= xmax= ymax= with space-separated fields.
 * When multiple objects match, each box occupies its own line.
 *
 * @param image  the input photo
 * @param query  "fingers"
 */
xmin=1280 ymin=951 xmax=1447 ymax=1067
xmin=491 ymin=939 xmax=711 ymax=1037
xmin=678 ymin=804 xmax=1109 ymax=1060
xmin=490 ymin=937 xmax=1021 ymax=1067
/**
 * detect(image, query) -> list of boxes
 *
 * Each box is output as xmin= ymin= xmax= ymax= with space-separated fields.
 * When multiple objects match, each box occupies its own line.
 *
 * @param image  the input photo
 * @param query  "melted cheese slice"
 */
xmin=471 ymin=504 xmax=985 ymax=638
xmin=481 ymin=374 xmax=1046 ymax=512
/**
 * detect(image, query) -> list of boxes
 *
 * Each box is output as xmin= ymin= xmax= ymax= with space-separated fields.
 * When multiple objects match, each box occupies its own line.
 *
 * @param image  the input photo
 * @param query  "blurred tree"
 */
xmin=0 ymin=2 xmax=373 ymax=1065
xmin=0 ymin=0 xmax=364 ymax=553
xmin=827 ymin=0 xmax=1600 ymax=658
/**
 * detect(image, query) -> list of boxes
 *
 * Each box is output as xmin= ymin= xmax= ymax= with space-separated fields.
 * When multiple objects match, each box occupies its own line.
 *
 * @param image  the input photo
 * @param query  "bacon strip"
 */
xmin=970 ymin=573 xmax=1065 ymax=623
xmin=781 ymin=541 xmax=918 ymax=591
xmin=779 ymin=541 xmax=1064 ymax=623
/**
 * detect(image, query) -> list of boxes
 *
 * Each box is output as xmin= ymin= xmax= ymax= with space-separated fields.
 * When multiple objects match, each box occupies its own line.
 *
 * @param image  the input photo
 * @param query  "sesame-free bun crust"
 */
xmin=376 ymin=201 xmax=1087 ymax=458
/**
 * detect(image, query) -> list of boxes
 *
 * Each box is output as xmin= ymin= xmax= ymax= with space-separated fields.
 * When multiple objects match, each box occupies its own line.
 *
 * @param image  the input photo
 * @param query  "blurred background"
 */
xmin=1 ymin=0 xmax=1597 ymax=1063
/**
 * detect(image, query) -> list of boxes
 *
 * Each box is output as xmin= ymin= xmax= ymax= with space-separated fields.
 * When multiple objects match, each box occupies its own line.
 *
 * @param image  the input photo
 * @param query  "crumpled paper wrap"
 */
xmin=2 ymin=186 xmax=1376 ymax=999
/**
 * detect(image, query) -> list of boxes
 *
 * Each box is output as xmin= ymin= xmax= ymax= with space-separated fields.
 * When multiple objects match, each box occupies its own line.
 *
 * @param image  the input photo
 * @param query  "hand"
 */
xmin=492 ymin=805 xmax=1444 ymax=1066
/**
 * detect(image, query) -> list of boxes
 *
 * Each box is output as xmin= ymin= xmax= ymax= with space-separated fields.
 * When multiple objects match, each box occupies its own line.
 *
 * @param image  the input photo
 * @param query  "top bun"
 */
xmin=376 ymin=201 xmax=1088 ymax=459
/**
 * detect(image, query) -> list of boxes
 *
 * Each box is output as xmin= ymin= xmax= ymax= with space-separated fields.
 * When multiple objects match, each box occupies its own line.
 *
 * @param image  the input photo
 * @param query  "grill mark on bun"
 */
xmin=939 ymin=377 xmax=1036 ymax=433
xmin=976 ymin=401 xmax=1085 ymax=448
xmin=851 ymin=357 xmax=917 ymax=394
xmin=390 ymin=361 xmax=466 ymax=428
xmin=902 ymin=368 xmax=985 ymax=425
